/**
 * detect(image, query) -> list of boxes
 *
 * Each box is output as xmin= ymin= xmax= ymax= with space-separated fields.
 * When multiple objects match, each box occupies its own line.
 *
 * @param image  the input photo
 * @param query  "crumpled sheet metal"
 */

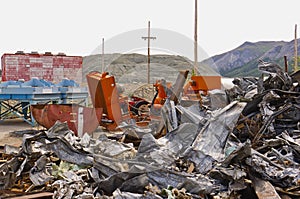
xmin=92 ymin=136 xmax=136 ymax=159
xmin=0 ymin=157 xmax=18 ymax=190
xmin=113 ymin=188 xmax=163 ymax=199
xmin=258 ymin=60 xmax=293 ymax=91
xmin=226 ymin=77 xmax=258 ymax=102
xmin=161 ymin=99 xmax=178 ymax=132
xmin=208 ymin=89 xmax=229 ymax=109
xmin=135 ymin=123 xmax=199 ymax=166
xmin=188 ymin=101 xmax=246 ymax=173
xmin=219 ymin=60 xmax=300 ymax=198
xmin=30 ymin=155 xmax=53 ymax=186
xmin=243 ymin=132 xmax=300 ymax=189
xmin=0 ymin=121 xmax=136 ymax=193
xmin=97 ymin=167 xmax=218 ymax=196
xmin=176 ymin=104 xmax=207 ymax=127
xmin=0 ymin=121 xmax=217 ymax=197
xmin=1 ymin=60 xmax=300 ymax=198
xmin=251 ymin=177 xmax=281 ymax=199
xmin=246 ymin=152 xmax=300 ymax=188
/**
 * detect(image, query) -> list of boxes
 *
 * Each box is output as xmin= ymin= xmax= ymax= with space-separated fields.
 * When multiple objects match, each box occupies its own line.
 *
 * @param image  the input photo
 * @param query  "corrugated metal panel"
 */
xmin=1 ymin=53 xmax=83 ymax=83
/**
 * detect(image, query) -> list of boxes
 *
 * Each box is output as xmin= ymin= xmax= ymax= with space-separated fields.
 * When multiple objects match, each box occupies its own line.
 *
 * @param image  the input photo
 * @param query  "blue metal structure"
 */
xmin=0 ymin=78 xmax=88 ymax=125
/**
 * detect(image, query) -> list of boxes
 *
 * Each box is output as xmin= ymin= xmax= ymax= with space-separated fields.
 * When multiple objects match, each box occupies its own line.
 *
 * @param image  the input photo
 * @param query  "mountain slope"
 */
xmin=83 ymin=40 xmax=300 ymax=80
xmin=202 ymin=40 xmax=300 ymax=77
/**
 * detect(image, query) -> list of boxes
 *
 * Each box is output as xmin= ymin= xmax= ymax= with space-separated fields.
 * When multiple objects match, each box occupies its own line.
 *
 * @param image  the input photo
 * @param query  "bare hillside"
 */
xmin=83 ymin=53 xmax=219 ymax=84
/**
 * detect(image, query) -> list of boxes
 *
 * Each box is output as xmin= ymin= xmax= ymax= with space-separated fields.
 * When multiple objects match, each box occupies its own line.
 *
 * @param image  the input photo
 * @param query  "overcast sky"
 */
xmin=1 ymin=0 xmax=299 ymax=60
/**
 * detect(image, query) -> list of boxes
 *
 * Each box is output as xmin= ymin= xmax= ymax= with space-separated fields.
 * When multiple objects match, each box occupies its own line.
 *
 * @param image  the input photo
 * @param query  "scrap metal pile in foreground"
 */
xmin=0 ymin=61 xmax=300 ymax=198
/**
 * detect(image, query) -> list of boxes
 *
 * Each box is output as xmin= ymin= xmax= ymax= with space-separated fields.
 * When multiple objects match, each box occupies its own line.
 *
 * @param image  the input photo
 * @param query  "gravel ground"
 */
xmin=0 ymin=119 xmax=43 ymax=147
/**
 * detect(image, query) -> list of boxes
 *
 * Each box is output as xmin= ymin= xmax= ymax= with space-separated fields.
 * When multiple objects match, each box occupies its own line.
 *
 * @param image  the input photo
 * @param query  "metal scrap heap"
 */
xmin=0 ymin=60 xmax=300 ymax=198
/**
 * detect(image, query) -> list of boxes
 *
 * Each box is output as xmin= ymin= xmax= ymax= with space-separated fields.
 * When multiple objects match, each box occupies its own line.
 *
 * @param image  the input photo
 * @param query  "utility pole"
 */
xmin=294 ymin=24 xmax=298 ymax=72
xmin=142 ymin=21 xmax=156 ymax=84
xmin=194 ymin=0 xmax=198 ymax=75
xmin=102 ymin=38 xmax=104 ymax=72
xmin=284 ymin=56 xmax=288 ymax=73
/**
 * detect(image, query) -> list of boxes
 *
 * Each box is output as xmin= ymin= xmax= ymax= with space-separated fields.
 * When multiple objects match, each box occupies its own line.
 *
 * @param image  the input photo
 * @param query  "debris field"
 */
xmin=0 ymin=60 xmax=300 ymax=198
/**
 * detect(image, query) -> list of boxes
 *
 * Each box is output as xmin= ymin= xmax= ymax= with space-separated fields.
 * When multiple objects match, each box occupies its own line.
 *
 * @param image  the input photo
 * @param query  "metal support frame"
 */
xmin=0 ymin=90 xmax=88 ymax=126
xmin=0 ymin=98 xmax=59 ymax=126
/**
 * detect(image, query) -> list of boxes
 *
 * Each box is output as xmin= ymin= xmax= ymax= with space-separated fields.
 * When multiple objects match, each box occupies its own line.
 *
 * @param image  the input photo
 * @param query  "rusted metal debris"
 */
xmin=0 ymin=60 xmax=299 ymax=198
xmin=31 ymin=104 xmax=103 ymax=137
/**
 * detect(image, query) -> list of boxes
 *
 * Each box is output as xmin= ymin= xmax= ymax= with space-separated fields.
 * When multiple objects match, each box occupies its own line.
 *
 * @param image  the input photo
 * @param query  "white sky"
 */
xmin=0 ymin=0 xmax=299 ymax=60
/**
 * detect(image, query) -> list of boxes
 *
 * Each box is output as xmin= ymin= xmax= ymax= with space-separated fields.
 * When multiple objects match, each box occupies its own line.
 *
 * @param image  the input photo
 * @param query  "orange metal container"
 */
xmin=86 ymin=72 xmax=122 ymax=129
xmin=190 ymin=76 xmax=221 ymax=91
xmin=183 ymin=75 xmax=222 ymax=97
xmin=31 ymin=104 xmax=102 ymax=136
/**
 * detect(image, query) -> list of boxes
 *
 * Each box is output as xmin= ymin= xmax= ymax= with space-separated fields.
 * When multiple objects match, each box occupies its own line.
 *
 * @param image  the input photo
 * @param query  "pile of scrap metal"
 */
xmin=0 ymin=60 xmax=299 ymax=198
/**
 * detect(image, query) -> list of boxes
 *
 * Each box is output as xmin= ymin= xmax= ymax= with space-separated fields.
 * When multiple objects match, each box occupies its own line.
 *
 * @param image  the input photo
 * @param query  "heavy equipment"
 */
xmin=183 ymin=75 xmax=221 ymax=98
xmin=30 ymin=70 xmax=219 ymax=135
xmin=86 ymin=71 xmax=123 ymax=130
xmin=86 ymin=70 xmax=189 ymax=130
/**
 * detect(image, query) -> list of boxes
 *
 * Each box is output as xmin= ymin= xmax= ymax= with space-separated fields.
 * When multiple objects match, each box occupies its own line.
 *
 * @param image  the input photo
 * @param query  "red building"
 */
xmin=1 ymin=51 xmax=83 ymax=83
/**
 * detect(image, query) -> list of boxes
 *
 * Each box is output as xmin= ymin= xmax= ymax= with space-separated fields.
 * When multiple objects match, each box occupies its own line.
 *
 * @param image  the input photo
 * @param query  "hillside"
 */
xmin=83 ymin=39 xmax=300 ymax=80
xmin=201 ymin=40 xmax=300 ymax=77
xmin=83 ymin=53 xmax=219 ymax=84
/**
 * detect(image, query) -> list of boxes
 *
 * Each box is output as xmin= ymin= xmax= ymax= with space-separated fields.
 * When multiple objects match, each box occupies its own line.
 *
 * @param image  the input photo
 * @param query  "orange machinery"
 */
xmin=86 ymin=71 xmax=161 ymax=129
xmin=183 ymin=75 xmax=221 ymax=100
xmin=86 ymin=72 xmax=123 ymax=130
xmin=86 ymin=70 xmax=190 ymax=130
xmin=152 ymin=79 xmax=172 ymax=105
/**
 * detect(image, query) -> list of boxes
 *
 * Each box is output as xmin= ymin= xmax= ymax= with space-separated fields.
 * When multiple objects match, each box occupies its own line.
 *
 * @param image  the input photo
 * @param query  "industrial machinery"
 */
xmin=0 ymin=78 xmax=88 ymax=124
xmin=86 ymin=71 xmax=155 ymax=130
xmin=27 ymin=71 xmax=220 ymax=135
xmin=86 ymin=70 xmax=189 ymax=130
xmin=183 ymin=75 xmax=222 ymax=100
xmin=86 ymin=72 xmax=124 ymax=130
xmin=152 ymin=79 xmax=172 ymax=106
xmin=29 ymin=70 xmax=218 ymax=134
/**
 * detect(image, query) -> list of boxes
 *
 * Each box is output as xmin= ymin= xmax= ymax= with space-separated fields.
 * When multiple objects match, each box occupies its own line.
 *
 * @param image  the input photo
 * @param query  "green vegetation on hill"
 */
xmin=201 ymin=40 xmax=299 ymax=77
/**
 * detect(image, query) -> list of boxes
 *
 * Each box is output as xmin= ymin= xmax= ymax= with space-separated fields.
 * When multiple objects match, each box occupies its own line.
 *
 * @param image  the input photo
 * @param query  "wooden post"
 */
xmin=194 ymin=0 xmax=198 ymax=75
xmin=102 ymin=38 xmax=104 ymax=72
xmin=147 ymin=21 xmax=151 ymax=83
xmin=142 ymin=21 xmax=156 ymax=84
xmin=295 ymin=24 xmax=298 ymax=72
xmin=284 ymin=56 xmax=288 ymax=73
